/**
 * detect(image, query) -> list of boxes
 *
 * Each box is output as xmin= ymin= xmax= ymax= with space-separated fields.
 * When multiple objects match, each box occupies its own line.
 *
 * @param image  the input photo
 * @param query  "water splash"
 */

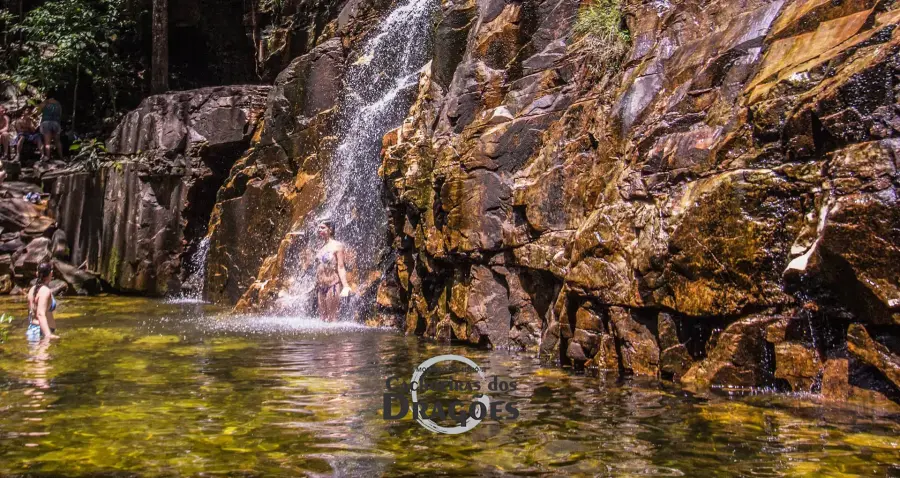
xmin=277 ymin=0 xmax=438 ymax=317
xmin=169 ymin=237 xmax=210 ymax=304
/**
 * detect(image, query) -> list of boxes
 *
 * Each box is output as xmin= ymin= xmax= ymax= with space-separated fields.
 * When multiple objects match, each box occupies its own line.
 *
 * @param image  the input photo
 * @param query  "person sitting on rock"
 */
xmin=37 ymin=95 xmax=64 ymax=161
xmin=13 ymin=113 xmax=43 ymax=161
xmin=0 ymin=105 xmax=11 ymax=161
xmin=315 ymin=220 xmax=352 ymax=322
xmin=26 ymin=262 xmax=60 ymax=341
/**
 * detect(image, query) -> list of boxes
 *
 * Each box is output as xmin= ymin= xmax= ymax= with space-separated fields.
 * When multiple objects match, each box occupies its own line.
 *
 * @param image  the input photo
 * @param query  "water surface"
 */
xmin=1 ymin=296 xmax=899 ymax=476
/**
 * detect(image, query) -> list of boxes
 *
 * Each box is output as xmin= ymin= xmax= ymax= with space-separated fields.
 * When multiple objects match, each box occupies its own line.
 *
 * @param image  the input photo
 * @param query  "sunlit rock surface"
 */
xmin=372 ymin=0 xmax=900 ymax=403
xmin=20 ymin=0 xmax=898 ymax=405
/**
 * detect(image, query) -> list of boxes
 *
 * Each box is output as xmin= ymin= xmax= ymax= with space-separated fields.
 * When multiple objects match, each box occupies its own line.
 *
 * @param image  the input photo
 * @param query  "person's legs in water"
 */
xmin=317 ymin=283 xmax=341 ymax=322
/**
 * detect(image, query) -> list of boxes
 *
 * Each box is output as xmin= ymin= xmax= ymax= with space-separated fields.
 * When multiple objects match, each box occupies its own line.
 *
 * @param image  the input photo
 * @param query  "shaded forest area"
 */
xmin=0 ymin=0 xmax=257 ymax=136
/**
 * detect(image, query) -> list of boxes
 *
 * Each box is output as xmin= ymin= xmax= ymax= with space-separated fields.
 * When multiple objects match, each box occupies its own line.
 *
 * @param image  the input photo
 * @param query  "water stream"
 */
xmin=1 ymin=296 xmax=899 ymax=476
xmin=277 ymin=0 xmax=439 ymax=316
xmin=170 ymin=237 xmax=211 ymax=304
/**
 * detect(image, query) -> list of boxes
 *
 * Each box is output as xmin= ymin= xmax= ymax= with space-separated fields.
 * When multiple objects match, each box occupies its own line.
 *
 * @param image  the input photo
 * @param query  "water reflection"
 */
xmin=0 ymin=296 xmax=898 ymax=476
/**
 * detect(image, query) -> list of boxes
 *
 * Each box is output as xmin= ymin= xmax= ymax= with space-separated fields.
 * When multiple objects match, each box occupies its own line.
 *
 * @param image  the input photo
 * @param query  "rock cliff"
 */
xmin=7 ymin=0 xmax=898 ymax=405
xmin=45 ymin=86 xmax=270 ymax=295
xmin=194 ymin=0 xmax=900 ymax=404
xmin=373 ymin=0 xmax=900 ymax=404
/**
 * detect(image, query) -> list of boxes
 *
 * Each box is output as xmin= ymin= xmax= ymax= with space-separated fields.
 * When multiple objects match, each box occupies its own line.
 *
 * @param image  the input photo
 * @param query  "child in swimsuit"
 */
xmin=26 ymin=262 xmax=60 ymax=341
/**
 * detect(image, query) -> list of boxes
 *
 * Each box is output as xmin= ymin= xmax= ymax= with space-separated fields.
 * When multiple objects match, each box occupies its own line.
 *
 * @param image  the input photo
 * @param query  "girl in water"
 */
xmin=315 ymin=221 xmax=351 ymax=322
xmin=26 ymin=262 xmax=60 ymax=341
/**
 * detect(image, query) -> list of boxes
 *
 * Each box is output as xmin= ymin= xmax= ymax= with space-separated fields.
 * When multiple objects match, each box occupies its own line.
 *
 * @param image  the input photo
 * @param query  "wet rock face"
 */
xmin=249 ymin=0 xmax=393 ymax=81
xmin=45 ymin=86 xmax=270 ymax=296
xmin=206 ymin=39 xmax=345 ymax=305
xmin=375 ymin=0 xmax=900 ymax=402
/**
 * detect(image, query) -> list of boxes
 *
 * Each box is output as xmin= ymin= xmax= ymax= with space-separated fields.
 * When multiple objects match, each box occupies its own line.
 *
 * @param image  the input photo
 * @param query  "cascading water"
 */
xmin=278 ymin=0 xmax=439 ymax=317
xmin=171 ymin=237 xmax=211 ymax=304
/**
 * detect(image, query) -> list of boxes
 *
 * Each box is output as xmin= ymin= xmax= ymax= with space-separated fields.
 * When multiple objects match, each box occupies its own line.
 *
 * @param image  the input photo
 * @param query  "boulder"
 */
xmin=107 ymin=85 xmax=271 ymax=162
xmin=13 ymin=237 xmax=51 ymax=281
xmin=53 ymin=260 xmax=102 ymax=296
xmin=681 ymin=316 xmax=779 ymax=388
xmin=0 ymin=274 xmax=11 ymax=294
xmin=773 ymin=342 xmax=821 ymax=392
xmin=609 ymin=306 xmax=659 ymax=377
xmin=847 ymin=323 xmax=900 ymax=390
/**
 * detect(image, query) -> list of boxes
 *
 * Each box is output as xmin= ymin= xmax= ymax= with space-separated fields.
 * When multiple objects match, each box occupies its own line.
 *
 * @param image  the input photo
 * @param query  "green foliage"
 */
xmin=2 ymin=0 xmax=143 ymax=128
xmin=69 ymin=137 xmax=107 ymax=171
xmin=0 ymin=313 xmax=14 ymax=343
xmin=573 ymin=0 xmax=630 ymax=73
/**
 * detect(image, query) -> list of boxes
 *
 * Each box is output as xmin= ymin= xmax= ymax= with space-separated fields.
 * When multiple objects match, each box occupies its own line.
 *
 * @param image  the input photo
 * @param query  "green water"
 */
xmin=1 ymin=296 xmax=899 ymax=477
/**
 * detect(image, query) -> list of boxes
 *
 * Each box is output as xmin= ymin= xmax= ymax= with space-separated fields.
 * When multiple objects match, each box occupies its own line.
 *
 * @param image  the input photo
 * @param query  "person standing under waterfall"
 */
xmin=315 ymin=220 xmax=351 ymax=322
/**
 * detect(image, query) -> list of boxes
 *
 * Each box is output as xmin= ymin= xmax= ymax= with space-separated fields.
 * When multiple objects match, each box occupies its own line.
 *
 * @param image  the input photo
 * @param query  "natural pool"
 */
xmin=0 ymin=296 xmax=899 ymax=476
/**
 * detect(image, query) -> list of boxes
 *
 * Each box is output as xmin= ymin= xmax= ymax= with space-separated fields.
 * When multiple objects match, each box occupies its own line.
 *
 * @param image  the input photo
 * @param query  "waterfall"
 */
xmin=278 ymin=0 xmax=438 ymax=316
xmin=172 ymin=237 xmax=210 ymax=304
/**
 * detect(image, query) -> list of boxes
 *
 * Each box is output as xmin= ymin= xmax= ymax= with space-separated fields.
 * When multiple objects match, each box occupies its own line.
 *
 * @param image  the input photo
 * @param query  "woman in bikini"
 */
xmin=315 ymin=221 xmax=351 ymax=322
xmin=26 ymin=262 xmax=60 ymax=341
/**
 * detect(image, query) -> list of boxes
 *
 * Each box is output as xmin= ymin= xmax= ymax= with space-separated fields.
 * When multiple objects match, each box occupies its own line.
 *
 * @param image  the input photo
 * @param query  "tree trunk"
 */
xmin=71 ymin=62 xmax=79 ymax=131
xmin=151 ymin=0 xmax=168 ymax=94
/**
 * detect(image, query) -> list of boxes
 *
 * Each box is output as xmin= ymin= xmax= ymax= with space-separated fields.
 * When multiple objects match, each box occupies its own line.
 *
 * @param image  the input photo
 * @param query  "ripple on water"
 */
xmin=1 ymin=296 xmax=900 ymax=477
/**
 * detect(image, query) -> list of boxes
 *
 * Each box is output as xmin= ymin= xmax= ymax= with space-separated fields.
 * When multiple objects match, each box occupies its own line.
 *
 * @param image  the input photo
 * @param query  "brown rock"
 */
xmin=821 ymin=358 xmax=900 ymax=411
xmin=774 ymin=342 xmax=821 ymax=392
xmin=107 ymin=86 xmax=271 ymax=160
xmin=566 ymin=340 xmax=588 ymax=362
xmin=818 ymin=192 xmax=900 ymax=325
xmin=847 ymin=323 xmax=900 ymax=389
xmin=573 ymin=328 xmax=600 ymax=357
xmin=657 ymin=312 xmax=680 ymax=350
xmin=0 ymin=274 xmax=11 ymax=294
xmin=660 ymin=345 xmax=693 ymax=379
xmin=575 ymin=305 xmax=603 ymax=332
xmin=13 ymin=237 xmax=51 ymax=281
xmin=682 ymin=315 xmax=779 ymax=388
xmin=464 ymin=265 xmax=511 ymax=348
xmin=609 ymin=306 xmax=659 ymax=377
xmin=593 ymin=334 xmax=620 ymax=372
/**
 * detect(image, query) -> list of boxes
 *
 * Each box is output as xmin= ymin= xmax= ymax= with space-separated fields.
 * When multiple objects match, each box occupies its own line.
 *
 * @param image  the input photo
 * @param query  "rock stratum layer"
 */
xmin=44 ymin=86 xmax=270 ymax=295
xmin=372 ymin=0 xmax=900 ymax=404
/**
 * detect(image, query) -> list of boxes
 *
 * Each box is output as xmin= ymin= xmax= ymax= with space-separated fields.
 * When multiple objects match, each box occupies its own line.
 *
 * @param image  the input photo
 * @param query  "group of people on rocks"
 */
xmin=0 ymin=96 xmax=66 ymax=186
